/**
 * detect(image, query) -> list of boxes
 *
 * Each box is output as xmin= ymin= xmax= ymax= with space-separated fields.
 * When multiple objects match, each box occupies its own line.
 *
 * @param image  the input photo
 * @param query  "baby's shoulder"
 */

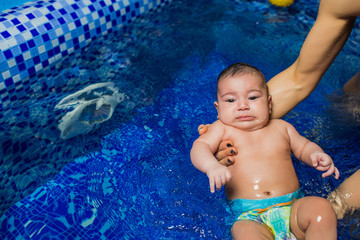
xmin=211 ymin=120 xmax=238 ymax=136
xmin=206 ymin=120 xmax=227 ymax=133
xmin=269 ymin=118 xmax=291 ymax=126
xmin=210 ymin=120 xmax=225 ymax=128
xmin=268 ymin=119 xmax=294 ymax=131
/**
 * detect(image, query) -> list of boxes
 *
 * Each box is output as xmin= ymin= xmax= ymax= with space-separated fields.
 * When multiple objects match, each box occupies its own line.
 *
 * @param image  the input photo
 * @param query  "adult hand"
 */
xmin=198 ymin=124 xmax=237 ymax=166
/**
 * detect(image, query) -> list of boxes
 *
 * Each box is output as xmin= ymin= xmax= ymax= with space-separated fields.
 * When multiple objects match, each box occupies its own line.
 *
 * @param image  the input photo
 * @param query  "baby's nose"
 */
xmin=237 ymin=100 xmax=249 ymax=110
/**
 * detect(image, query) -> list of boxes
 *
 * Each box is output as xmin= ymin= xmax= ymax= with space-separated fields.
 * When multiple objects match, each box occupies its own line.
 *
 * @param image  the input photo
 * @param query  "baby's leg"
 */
xmin=290 ymin=196 xmax=337 ymax=240
xmin=231 ymin=220 xmax=274 ymax=240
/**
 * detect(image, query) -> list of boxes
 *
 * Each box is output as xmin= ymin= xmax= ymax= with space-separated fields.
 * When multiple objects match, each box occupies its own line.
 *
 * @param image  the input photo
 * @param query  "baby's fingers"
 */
xmin=321 ymin=164 xmax=334 ymax=178
xmin=209 ymin=178 xmax=215 ymax=193
xmin=315 ymin=165 xmax=331 ymax=172
xmin=222 ymin=170 xmax=232 ymax=185
xmin=209 ymin=176 xmax=222 ymax=193
xmin=333 ymin=167 xmax=340 ymax=179
xmin=311 ymin=156 xmax=319 ymax=168
xmin=217 ymin=173 xmax=231 ymax=191
xmin=215 ymin=176 xmax=223 ymax=191
xmin=321 ymin=165 xmax=340 ymax=179
xmin=209 ymin=172 xmax=231 ymax=193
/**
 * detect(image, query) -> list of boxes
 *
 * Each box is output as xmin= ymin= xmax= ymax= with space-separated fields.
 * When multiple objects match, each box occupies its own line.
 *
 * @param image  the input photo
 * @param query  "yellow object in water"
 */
xmin=269 ymin=0 xmax=294 ymax=7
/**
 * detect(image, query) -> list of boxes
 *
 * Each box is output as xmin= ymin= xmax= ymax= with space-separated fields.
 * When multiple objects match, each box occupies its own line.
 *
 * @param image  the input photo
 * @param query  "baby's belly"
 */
xmin=225 ymin=163 xmax=300 ymax=200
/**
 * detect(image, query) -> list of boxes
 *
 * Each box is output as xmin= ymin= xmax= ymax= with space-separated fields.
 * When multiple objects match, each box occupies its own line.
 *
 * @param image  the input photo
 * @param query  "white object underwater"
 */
xmin=55 ymin=82 xmax=124 ymax=139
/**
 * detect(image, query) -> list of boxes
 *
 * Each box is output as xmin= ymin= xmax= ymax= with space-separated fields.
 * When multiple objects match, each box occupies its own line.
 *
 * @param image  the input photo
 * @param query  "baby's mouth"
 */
xmin=236 ymin=115 xmax=254 ymax=121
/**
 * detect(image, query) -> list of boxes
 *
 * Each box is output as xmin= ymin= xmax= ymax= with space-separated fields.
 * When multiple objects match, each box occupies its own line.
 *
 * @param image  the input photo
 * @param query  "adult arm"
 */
xmin=199 ymin=0 xmax=360 ymax=163
xmin=268 ymin=0 xmax=358 ymax=119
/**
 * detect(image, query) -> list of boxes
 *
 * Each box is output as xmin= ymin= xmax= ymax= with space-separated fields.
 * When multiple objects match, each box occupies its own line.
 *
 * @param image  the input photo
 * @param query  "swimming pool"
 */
xmin=1 ymin=0 xmax=359 ymax=239
xmin=0 ymin=0 xmax=33 ymax=12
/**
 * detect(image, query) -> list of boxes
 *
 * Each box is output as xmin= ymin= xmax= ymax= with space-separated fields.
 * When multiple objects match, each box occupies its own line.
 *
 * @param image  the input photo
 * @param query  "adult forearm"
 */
xmin=268 ymin=0 xmax=356 ymax=119
xmin=293 ymin=2 xmax=355 ymax=88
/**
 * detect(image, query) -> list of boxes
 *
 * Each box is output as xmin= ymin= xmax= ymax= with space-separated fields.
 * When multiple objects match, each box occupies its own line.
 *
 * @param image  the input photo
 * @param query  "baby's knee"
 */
xmin=309 ymin=197 xmax=337 ymax=225
xmin=292 ymin=197 xmax=337 ymax=238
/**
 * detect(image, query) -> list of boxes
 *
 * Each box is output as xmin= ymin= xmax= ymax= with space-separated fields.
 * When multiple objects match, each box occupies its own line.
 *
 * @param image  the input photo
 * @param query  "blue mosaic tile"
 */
xmin=0 ymin=0 xmax=172 ymax=109
xmin=0 ymin=0 xmax=174 ymax=216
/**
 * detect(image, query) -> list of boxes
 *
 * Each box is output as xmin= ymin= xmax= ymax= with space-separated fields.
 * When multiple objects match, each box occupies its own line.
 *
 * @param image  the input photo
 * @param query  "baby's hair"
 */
xmin=217 ymin=63 xmax=267 ymax=93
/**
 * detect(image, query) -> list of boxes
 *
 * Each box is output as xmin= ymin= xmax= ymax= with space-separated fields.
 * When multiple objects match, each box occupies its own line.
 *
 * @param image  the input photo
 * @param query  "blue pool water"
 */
xmin=0 ymin=0 xmax=33 ymax=12
xmin=1 ymin=0 xmax=360 ymax=239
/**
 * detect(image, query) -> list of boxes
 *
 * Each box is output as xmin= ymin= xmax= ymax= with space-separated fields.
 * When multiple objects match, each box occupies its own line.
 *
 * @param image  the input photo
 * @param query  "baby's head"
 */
xmin=215 ymin=63 xmax=272 ymax=131
xmin=216 ymin=63 xmax=268 ymax=96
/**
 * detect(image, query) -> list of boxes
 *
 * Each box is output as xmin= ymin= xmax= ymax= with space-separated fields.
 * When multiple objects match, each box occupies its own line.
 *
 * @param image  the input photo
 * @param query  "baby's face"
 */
xmin=215 ymin=73 xmax=271 ymax=131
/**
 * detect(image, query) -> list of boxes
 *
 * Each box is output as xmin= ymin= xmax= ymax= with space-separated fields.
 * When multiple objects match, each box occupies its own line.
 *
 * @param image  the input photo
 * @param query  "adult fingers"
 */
xmin=218 ymin=157 xmax=235 ymax=166
xmin=217 ymin=140 xmax=234 ymax=152
xmin=198 ymin=124 xmax=209 ymax=135
xmin=215 ymin=145 xmax=237 ymax=160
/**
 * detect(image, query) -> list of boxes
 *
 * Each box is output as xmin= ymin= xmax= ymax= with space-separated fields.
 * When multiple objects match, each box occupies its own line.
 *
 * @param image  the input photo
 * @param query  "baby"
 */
xmin=190 ymin=63 xmax=339 ymax=239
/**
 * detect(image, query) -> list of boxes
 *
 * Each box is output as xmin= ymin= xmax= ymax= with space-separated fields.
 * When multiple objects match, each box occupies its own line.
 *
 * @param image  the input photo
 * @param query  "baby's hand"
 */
xmin=310 ymin=152 xmax=340 ymax=179
xmin=205 ymin=163 xmax=232 ymax=193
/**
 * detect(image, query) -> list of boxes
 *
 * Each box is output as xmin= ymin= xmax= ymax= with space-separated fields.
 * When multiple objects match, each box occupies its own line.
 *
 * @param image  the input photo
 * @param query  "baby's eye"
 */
xmin=226 ymin=98 xmax=236 ymax=103
xmin=249 ymin=96 xmax=259 ymax=100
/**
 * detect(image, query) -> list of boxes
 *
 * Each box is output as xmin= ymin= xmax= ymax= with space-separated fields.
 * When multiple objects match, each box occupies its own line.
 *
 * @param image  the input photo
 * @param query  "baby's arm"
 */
xmin=286 ymin=122 xmax=340 ymax=179
xmin=190 ymin=121 xmax=232 ymax=193
xmin=301 ymin=143 xmax=339 ymax=179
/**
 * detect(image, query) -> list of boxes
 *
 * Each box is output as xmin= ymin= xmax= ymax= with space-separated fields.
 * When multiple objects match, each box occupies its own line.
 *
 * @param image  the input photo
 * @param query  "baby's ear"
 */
xmin=268 ymin=95 xmax=272 ymax=112
xmin=214 ymin=102 xmax=220 ymax=118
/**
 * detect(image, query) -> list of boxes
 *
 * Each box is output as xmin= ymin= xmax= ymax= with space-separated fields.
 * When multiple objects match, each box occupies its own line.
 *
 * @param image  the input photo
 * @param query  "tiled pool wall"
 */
xmin=0 ymin=0 xmax=171 ymax=112
xmin=0 ymin=0 xmax=171 ymax=215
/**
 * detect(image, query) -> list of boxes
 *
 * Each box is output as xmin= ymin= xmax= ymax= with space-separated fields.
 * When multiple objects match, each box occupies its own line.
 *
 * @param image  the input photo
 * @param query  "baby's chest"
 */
xmin=226 ymin=130 xmax=290 ymax=154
